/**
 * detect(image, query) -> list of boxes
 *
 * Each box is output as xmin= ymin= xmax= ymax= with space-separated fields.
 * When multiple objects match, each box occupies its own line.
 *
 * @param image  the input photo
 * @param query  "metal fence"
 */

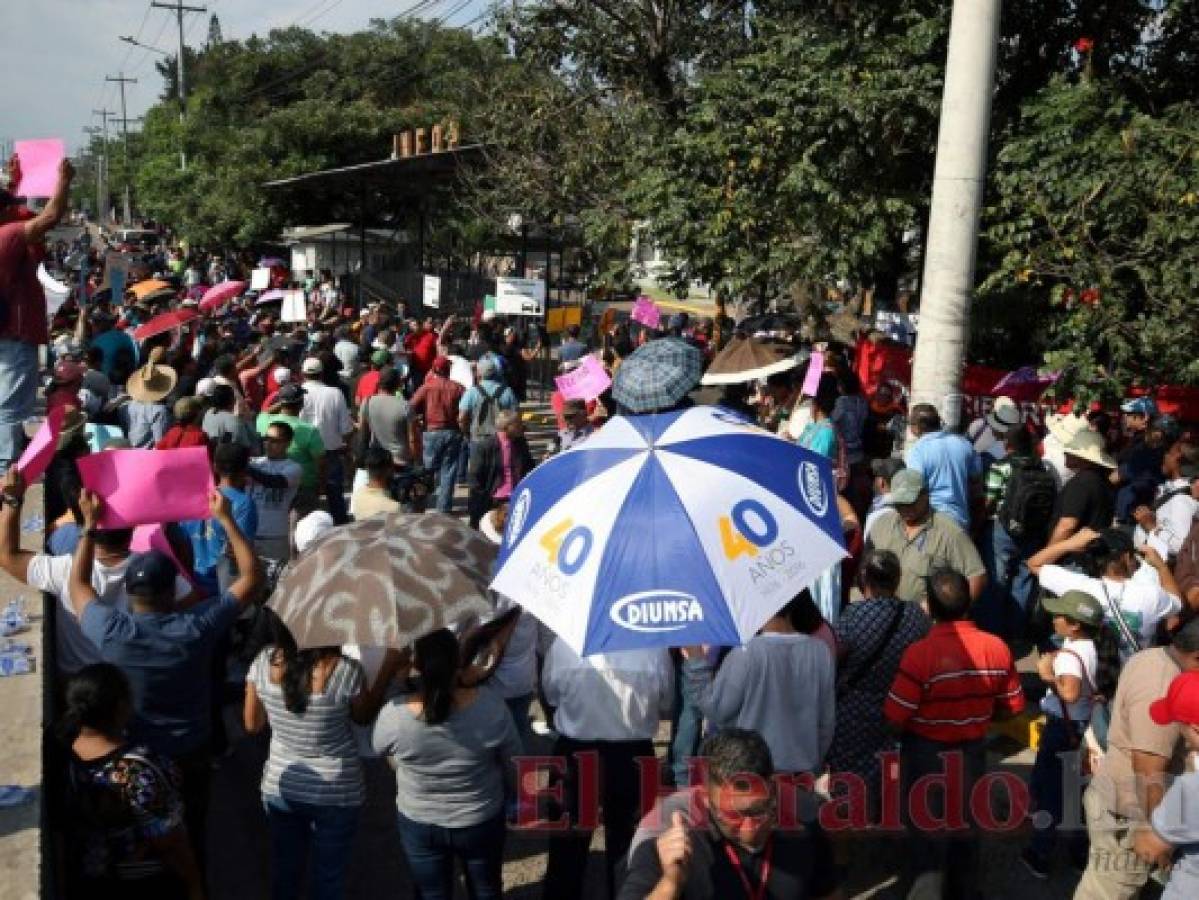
xmin=356 ymin=269 xmax=498 ymax=317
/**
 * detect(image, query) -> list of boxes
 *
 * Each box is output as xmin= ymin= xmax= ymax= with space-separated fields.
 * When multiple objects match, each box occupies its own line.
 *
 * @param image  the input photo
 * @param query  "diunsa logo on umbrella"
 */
xmin=610 ymin=591 xmax=704 ymax=632
xmin=507 ymin=489 xmax=532 ymax=547
xmin=798 ymin=461 xmax=828 ymax=517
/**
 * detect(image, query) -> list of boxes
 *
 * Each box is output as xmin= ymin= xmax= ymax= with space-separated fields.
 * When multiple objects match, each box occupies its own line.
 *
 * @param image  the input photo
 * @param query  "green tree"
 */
xmin=133 ymin=18 xmax=509 ymax=248
xmin=980 ymin=76 xmax=1199 ymax=400
xmin=632 ymin=7 xmax=946 ymax=302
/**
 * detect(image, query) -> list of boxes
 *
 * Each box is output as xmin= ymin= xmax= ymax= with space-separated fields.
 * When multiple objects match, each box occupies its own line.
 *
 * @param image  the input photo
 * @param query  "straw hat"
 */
xmin=1061 ymin=427 xmax=1117 ymax=470
xmin=126 ymin=347 xmax=178 ymax=404
xmin=986 ymin=396 xmax=1023 ymax=434
xmin=1045 ymin=413 xmax=1087 ymax=444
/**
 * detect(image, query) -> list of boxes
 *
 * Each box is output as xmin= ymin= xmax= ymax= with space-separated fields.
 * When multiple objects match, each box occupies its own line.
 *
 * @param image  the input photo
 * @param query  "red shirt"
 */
xmin=409 ymin=375 xmax=465 ymax=431
xmin=355 ymin=370 xmax=381 ymax=405
xmin=407 ymin=331 xmax=438 ymax=375
xmin=156 ymin=424 xmax=212 ymax=453
xmin=884 ymin=621 xmax=1024 ymax=743
xmin=239 ymin=367 xmax=266 ymax=413
xmin=0 ymin=221 xmax=49 ymax=345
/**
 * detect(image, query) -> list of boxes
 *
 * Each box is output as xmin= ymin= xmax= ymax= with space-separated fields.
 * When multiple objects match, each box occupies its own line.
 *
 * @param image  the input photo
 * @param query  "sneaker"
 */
xmin=1020 ymin=847 xmax=1050 ymax=880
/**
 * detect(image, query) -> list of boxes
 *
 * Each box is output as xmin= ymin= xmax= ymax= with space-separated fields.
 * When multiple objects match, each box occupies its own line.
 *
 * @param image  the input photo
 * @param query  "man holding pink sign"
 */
xmin=69 ymin=487 xmax=263 ymax=869
xmin=0 ymin=468 xmax=194 ymax=676
xmin=0 ymin=154 xmax=75 ymax=471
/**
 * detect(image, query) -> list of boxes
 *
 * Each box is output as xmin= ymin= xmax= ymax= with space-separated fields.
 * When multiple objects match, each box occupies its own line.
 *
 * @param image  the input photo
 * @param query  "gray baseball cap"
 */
xmin=888 ymin=469 xmax=927 ymax=506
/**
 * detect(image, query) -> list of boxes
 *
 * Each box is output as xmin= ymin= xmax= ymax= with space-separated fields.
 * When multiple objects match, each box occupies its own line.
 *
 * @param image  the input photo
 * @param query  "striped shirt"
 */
xmin=249 ymin=649 xmax=366 ymax=807
xmin=883 ymin=621 xmax=1024 ymax=742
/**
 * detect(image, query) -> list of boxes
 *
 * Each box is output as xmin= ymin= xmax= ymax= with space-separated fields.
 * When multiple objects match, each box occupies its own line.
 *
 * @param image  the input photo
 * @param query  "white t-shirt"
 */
xmin=1040 ymin=636 xmax=1097 ymax=721
xmin=1133 ymin=479 xmax=1199 ymax=559
xmin=249 ymin=457 xmax=303 ymax=540
xmin=28 ymin=553 xmax=192 ymax=674
xmin=1040 ymin=565 xmax=1181 ymax=660
xmin=301 ymin=381 xmax=352 ymax=451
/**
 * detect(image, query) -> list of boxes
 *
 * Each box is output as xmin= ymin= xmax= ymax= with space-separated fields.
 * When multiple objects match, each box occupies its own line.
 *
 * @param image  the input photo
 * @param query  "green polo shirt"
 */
xmin=866 ymin=510 xmax=986 ymax=606
xmin=256 ymin=413 xmax=325 ymax=491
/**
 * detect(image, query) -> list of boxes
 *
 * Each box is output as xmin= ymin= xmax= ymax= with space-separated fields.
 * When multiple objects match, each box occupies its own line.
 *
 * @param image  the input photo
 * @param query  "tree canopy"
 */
xmin=87 ymin=1 xmax=1199 ymax=392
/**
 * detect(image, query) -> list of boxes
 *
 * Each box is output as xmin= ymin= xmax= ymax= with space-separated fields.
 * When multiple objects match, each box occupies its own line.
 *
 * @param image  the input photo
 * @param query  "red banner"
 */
xmin=854 ymin=338 xmax=1199 ymax=422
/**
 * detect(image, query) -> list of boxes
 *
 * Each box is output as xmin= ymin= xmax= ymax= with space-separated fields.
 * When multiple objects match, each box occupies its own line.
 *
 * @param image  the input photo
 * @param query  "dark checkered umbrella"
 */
xmin=611 ymin=338 xmax=703 ymax=413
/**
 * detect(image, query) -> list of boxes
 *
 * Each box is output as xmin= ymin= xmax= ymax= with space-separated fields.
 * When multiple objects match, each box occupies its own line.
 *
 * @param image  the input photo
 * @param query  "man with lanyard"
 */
xmin=618 ymin=728 xmax=842 ymax=899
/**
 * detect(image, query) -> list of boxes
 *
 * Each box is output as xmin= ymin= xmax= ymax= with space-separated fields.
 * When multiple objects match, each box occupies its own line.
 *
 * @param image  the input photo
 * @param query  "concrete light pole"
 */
xmin=105 ymin=73 xmax=137 ymax=224
xmin=909 ymin=0 xmax=1003 ymax=430
xmin=151 ymin=1 xmax=207 ymax=171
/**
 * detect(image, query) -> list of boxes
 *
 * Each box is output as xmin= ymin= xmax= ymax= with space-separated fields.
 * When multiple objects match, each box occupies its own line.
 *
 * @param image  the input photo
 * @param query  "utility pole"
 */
xmin=909 ymin=0 xmax=1003 ymax=431
xmin=152 ymin=1 xmax=206 ymax=171
xmin=82 ymin=126 xmax=103 ymax=221
xmin=91 ymin=108 xmax=114 ymax=223
xmin=105 ymin=73 xmax=137 ymax=224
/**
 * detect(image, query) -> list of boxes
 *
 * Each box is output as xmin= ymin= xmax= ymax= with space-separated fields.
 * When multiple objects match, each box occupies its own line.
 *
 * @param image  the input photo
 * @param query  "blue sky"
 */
xmin=0 ymin=0 xmax=490 ymax=154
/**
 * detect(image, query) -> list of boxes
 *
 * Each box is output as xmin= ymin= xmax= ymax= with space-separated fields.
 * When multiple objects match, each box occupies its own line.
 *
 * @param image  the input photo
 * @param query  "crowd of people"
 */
xmin=2 ymin=158 xmax=1199 ymax=900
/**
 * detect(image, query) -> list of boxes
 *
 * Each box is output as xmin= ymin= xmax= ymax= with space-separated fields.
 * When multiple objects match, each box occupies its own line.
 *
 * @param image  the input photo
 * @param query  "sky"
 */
xmin=0 ymin=0 xmax=489 ymax=155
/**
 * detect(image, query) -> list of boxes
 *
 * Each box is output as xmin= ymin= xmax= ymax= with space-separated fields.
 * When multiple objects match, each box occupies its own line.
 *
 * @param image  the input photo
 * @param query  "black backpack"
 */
xmin=469 ymin=383 xmax=502 ymax=441
xmin=998 ymin=456 xmax=1057 ymax=543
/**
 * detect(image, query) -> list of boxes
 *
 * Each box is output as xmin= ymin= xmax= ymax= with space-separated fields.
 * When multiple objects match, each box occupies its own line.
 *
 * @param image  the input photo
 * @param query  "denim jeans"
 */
xmin=667 ymin=655 xmax=703 ymax=787
xmin=976 ymin=520 xmax=1038 ymax=641
xmin=0 ymin=339 xmax=37 ymax=472
xmin=1028 ymin=714 xmax=1089 ymax=862
xmin=323 ymin=451 xmax=349 ymax=525
xmin=263 ymin=796 xmax=360 ymax=900
xmin=395 ymin=809 xmax=505 ymax=900
xmin=422 ymin=429 xmax=463 ymax=514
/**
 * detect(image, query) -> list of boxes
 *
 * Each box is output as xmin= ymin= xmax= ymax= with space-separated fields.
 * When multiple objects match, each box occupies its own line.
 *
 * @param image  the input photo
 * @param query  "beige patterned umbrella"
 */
xmin=268 ymin=512 xmax=497 ymax=649
xmin=700 ymin=335 xmax=801 ymax=386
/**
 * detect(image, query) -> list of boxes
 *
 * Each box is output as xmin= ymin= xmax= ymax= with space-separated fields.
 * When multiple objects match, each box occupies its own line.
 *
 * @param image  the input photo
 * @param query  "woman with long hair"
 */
xmin=59 ymin=663 xmax=204 ymax=900
xmin=243 ymin=612 xmax=400 ymax=900
xmin=371 ymin=628 xmax=522 ymax=900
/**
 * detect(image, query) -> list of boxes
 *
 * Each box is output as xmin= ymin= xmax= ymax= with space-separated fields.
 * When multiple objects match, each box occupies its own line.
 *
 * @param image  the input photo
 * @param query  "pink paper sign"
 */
xmin=13 ymin=139 xmax=65 ymax=198
xmin=801 ymin=350 xmax=826 ymax=397
xmin=77 ymin=447 xmax=213 ymax=528
xmin=631 ymin=296 xmax=662 ymax=330
xmin=555 ymin=355 xmax=612 ymax=402
xmin=132 ymin=524 xmax=197 ymax=585
xmin=15 ymin=406 xmax=65 ymax=485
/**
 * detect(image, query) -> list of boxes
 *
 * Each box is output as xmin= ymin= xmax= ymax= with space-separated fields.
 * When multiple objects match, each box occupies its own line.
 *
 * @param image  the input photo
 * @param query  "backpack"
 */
xmin=997 ymin=456 xmax=1057 ymax=543
xmin=469 ymin=383 xmax=502 ymax=441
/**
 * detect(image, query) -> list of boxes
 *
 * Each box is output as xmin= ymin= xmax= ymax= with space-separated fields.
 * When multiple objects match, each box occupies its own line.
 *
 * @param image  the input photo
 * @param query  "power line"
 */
xmin=297 ymin=0 xmax=348 ymax=29
xmin=234 ymin=0 xmax=448 ymax=105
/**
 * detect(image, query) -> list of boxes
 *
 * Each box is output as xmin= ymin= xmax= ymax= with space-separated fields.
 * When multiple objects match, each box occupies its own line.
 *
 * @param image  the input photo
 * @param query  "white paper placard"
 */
xmin=423 ymin=274 xmax=441 ymax=309
xmin=495 ymin=277 xmax=546 ymax=316
xmin=250 ymin=267 xmax=271 ymax=291
xmin=281 ymin=290 xmax=307 ymax=323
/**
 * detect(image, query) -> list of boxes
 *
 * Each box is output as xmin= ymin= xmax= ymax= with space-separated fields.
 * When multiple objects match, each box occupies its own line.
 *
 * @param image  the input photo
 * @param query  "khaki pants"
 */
xmin=1073 ymin=784 xmax=1153 ymax=900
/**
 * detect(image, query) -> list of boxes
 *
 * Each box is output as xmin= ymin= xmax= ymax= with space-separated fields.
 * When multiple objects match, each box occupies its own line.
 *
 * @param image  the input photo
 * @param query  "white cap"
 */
xmin=301 ymin=357 xmax=323 ymax=376
xmin=294 ymin=511 xmax=335 ymax=553
xmin=273 ymin=367 xmax=292 ymax=385
xmin=479 ymin=509 xmax=504 ymax=545
xmin=196 ymin=377 xmax=216 ymax=397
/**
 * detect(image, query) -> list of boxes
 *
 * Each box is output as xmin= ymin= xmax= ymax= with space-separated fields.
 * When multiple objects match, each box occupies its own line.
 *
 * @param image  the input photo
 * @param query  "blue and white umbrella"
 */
xmin=491 ymin=405 xmax=847 ymax=655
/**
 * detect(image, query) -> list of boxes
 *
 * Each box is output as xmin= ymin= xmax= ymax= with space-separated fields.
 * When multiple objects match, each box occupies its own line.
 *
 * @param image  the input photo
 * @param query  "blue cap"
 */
xmin=1121 ymin=396 xmax=1157 ymax=417
xmin=124 ymin=550 xmax=177 ymax=596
